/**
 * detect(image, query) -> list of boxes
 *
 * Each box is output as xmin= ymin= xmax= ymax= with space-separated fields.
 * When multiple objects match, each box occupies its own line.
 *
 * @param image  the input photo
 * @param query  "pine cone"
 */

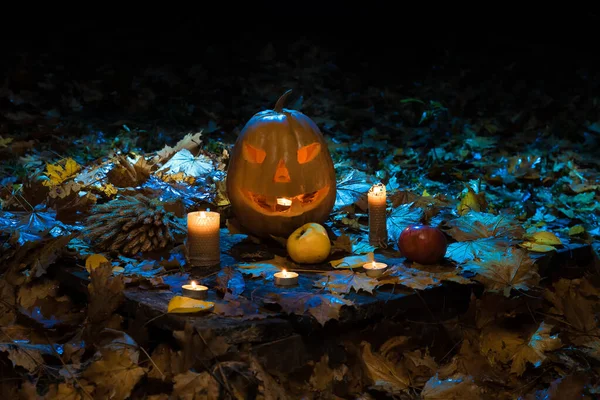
xmin=85 ymin=194 xmax=185 ymax=255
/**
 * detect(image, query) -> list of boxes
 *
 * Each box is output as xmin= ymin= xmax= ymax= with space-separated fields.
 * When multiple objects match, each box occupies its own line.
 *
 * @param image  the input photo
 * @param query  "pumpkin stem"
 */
xmin=274 ymin=89 xmax=293 ymax=113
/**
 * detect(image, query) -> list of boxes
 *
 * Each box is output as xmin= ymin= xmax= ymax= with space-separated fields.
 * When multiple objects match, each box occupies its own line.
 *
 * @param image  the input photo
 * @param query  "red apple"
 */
xmin=398 ymin=225 xmax=448 ymax=264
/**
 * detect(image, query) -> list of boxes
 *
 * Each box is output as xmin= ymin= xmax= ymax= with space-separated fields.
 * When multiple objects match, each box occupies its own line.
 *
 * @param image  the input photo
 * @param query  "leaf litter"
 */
xmin=0 ymin=34 xmax=599 ymax=399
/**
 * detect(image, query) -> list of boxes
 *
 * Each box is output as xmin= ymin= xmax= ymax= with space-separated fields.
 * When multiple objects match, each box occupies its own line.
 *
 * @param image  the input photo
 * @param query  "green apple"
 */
xmin=286 ymin=222 xmax=331 ymax=264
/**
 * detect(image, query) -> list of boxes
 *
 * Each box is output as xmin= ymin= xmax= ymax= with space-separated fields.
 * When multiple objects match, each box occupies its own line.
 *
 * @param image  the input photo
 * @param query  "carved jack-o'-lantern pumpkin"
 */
xmin=227 ymin=90 xmax=336 ymax=238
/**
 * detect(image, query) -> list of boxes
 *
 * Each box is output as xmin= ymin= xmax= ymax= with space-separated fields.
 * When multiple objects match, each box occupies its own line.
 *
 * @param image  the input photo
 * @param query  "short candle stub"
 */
xmin=181 ymin=281 xmax=209 ymax=300
xmin=363 ymin=261 xmax=388 ymax=278
xmin=274 ymin=269 xmax=299 ymax=286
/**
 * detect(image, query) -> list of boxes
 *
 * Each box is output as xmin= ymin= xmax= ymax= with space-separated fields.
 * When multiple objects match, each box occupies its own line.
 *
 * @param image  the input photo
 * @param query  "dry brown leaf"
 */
xmin=265 ymin=292 xmax=353 ymax=326
xmin=421 ymin=373 xmax=482 ymax=400
xmin=0 ymin=344 xmax=44 ymax=372
xmin=17 ymin=280 xmax=59 ymax=309
xmin=0 ymin=280 xmax=16 ymax=326
xmin=360 ymin=341 xmax=410 ymax=394
xmin=155 ymin=131 xmax=203 ymax=163
xmin=83 ymin=350 xmax=145 ymax=400
xmin=544 ymin=278 xmax=599 ymax=334
xmin=511 ymin=322 xmax=562 ymax=376
xmin=249 ymin=355 xmax=292 ymax=400
xmin=147 ymin=343 xmax=186 ymax=381
xmin=309 ymin=354 xmax=334 ymax=391
xmin=43 ymin=381 xmax=95 ymax=400
xmin=87 ymin=262 xmax=125 ymax=326
xmin=172 ymin=370 xmax=211 ymax=400
xmin=479 ymin=326 xmax=524 ymax=366
xmin=377 ymin=264 xmax=471 ymax=291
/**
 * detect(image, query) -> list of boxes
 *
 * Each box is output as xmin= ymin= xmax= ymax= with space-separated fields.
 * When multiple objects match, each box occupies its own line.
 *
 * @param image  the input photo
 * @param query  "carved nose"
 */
xmin=273 ymin=159 xmax=291 ymax=183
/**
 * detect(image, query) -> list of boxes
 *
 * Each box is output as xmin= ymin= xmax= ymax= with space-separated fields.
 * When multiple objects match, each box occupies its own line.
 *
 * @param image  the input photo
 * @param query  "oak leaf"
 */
xmin=155 ymin=131 xmax=203 ymax=163
xmin=87 ymin=262 xmax=125 ymax=326
xmin=462 ymin=247 xmax=539 ymax=296
xmin=17 ymin=280 xmax=58 ymax=309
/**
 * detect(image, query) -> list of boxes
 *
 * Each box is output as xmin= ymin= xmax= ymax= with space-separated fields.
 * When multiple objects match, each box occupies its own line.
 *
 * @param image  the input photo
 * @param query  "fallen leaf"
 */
xmin=330 ymin=252 xmax=374 ymax=269
xmin=360 ymin=341 xmax=409 ymax=393
xmin=265 ymin=292 xmax=353 ymax=326
xmin=386 ymin=203 xmax=424 ymax=244
xmin=377 ymin=264 xmax=472 ymax=291
xmin=167 ymin=296 xmax=214 ymax=313
xmin=511 ymin=322 xmax=562 ymax=376
xmin=0 ymin=344 xmax=44 ymax=372
xmin=519 ymin=241 xmax=557 ymax=252
xmin=462 ymin=247 xmax=539 ymax=296
xmin=87 ymin=262 xmax=125 ymax=326
xmin=43 ymin=158 xmax=81 ymax=187
xmin=172 ymin=370 xmax=211 ymax=400
xmin=309 ymin=354 xmax=334 ymax=391
xmin=314 ymin=270 xmax=379 ymax=294
xmin=527 ymin=230 xmax=562 ymax=245
xmin=83 ymin=350 xmax=146 ymax=400
xmin=457 ymin=186 xmax=487 ymax=216
xmin=155 ymin=131 xmax=203 ymax=162
xmin=157 ymin=148 xmax=213 ymax=178
xmin=17 ymin=280 xmax=58 ymax=309
xmin=421 ymin=373 xmax=481 ymax=400
xmin=334 ymin=169 xmax=373 ymax=210
xmin=215 ymin=267 xmax=245 ymax=297
xmin=43 ymin=382 xmax=95 ymax=400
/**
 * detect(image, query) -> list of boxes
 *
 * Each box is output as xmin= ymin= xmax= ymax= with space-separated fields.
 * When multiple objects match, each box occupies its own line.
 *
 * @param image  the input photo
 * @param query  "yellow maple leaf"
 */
xmin=43 ymin=158 xmax=81 ymax=186
xmin=527 ymin=231 xmax=562 ymax=246
xmin=167 ymin=296 xmax=214 ymax=313
xmin=99 ymin=183 xmax=118 ymax=197
xmin=0 ymin=136 xmax=13 ymax=147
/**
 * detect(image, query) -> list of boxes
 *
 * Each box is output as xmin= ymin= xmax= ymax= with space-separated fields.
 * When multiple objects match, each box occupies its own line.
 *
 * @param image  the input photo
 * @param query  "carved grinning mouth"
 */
xmin=242 ymin=186 xmax=330 ymax=214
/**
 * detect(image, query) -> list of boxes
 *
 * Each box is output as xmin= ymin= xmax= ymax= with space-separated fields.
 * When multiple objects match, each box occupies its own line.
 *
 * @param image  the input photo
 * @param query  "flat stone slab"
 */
xmin=56 ymin=241 xmax=594 ymax=345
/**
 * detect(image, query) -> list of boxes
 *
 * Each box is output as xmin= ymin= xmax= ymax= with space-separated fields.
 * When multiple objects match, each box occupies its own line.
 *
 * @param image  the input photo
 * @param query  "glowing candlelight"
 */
xmin=362 ymin=260 xmax=388 ymax=277
xmin=274 ymin=268 xmax=299 ymax=286
xmin=181 ymin=280 xmax=209 ymax=299
xmin=187 ymin=210 xmax=220 ymax=267
xmin=277 ymin=197 xmax=292 ymax=207
xmin=368 ymin=183 xmax=388 ymax=246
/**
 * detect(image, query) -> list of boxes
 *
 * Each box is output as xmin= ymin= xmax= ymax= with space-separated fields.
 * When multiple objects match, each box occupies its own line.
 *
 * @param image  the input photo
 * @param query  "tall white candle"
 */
xmin=368 ymin=183 xmax=387 ymax=246
xmin=187 ymin=210 xmax=220 ymax=267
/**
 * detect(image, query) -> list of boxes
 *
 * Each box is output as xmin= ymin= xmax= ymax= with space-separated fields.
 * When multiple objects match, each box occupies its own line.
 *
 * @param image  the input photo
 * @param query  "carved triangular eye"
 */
xmin=297 ymin=143 xmax=321 ymax=164
xmin=243 ymin=143 xmax=266 ymax=163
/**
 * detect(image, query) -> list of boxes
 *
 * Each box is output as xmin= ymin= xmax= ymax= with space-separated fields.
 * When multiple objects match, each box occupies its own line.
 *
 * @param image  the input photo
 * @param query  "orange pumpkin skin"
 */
xmin=226 ymin=91 xmax=336 ymax=238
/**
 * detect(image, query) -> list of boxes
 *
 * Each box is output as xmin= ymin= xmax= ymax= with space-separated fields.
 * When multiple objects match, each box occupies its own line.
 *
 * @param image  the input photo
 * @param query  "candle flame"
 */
xmin=371 ymin=260 xmax=377 ymax=267
xmin=276 ymin=197 xmax=292 ymax=207
xmin=282 ymin=269 xmax=288 ymax=277
xmin=191 ymin=281 xmax=197 ymax=288
xmin=200 ymin=211 xmax=206 ymax=218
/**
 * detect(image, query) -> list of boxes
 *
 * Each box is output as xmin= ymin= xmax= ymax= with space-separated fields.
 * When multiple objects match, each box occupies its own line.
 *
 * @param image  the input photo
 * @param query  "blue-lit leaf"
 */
xmin=422 ymin=373 xmax=480 ymax=400
xmin=334 ymin=169 xmax=373 ymax=210
xmin=157 ymin=148 xmax=213 ymax=177
xmin=386 ymin=203 xmax=424 ymax=245
xmin=510 ymin=322 xmax=561 ymax=376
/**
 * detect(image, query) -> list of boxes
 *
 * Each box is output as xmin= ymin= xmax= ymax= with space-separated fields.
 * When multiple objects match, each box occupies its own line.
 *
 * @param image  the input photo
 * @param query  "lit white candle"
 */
xmin=276 ymin=197 xmax=292 ymax=211
xmin=368 ymin=183 xmax=388 ymax=246
xmin=274 ymin=269 xmax=299 ymax=286
xmin=187 ymin=210 xmax=220 ymax=267
xmin=181 ymin=280 xmax=209 ymax=299
xmin=362 ymin=260 xmax=388 ymax=277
